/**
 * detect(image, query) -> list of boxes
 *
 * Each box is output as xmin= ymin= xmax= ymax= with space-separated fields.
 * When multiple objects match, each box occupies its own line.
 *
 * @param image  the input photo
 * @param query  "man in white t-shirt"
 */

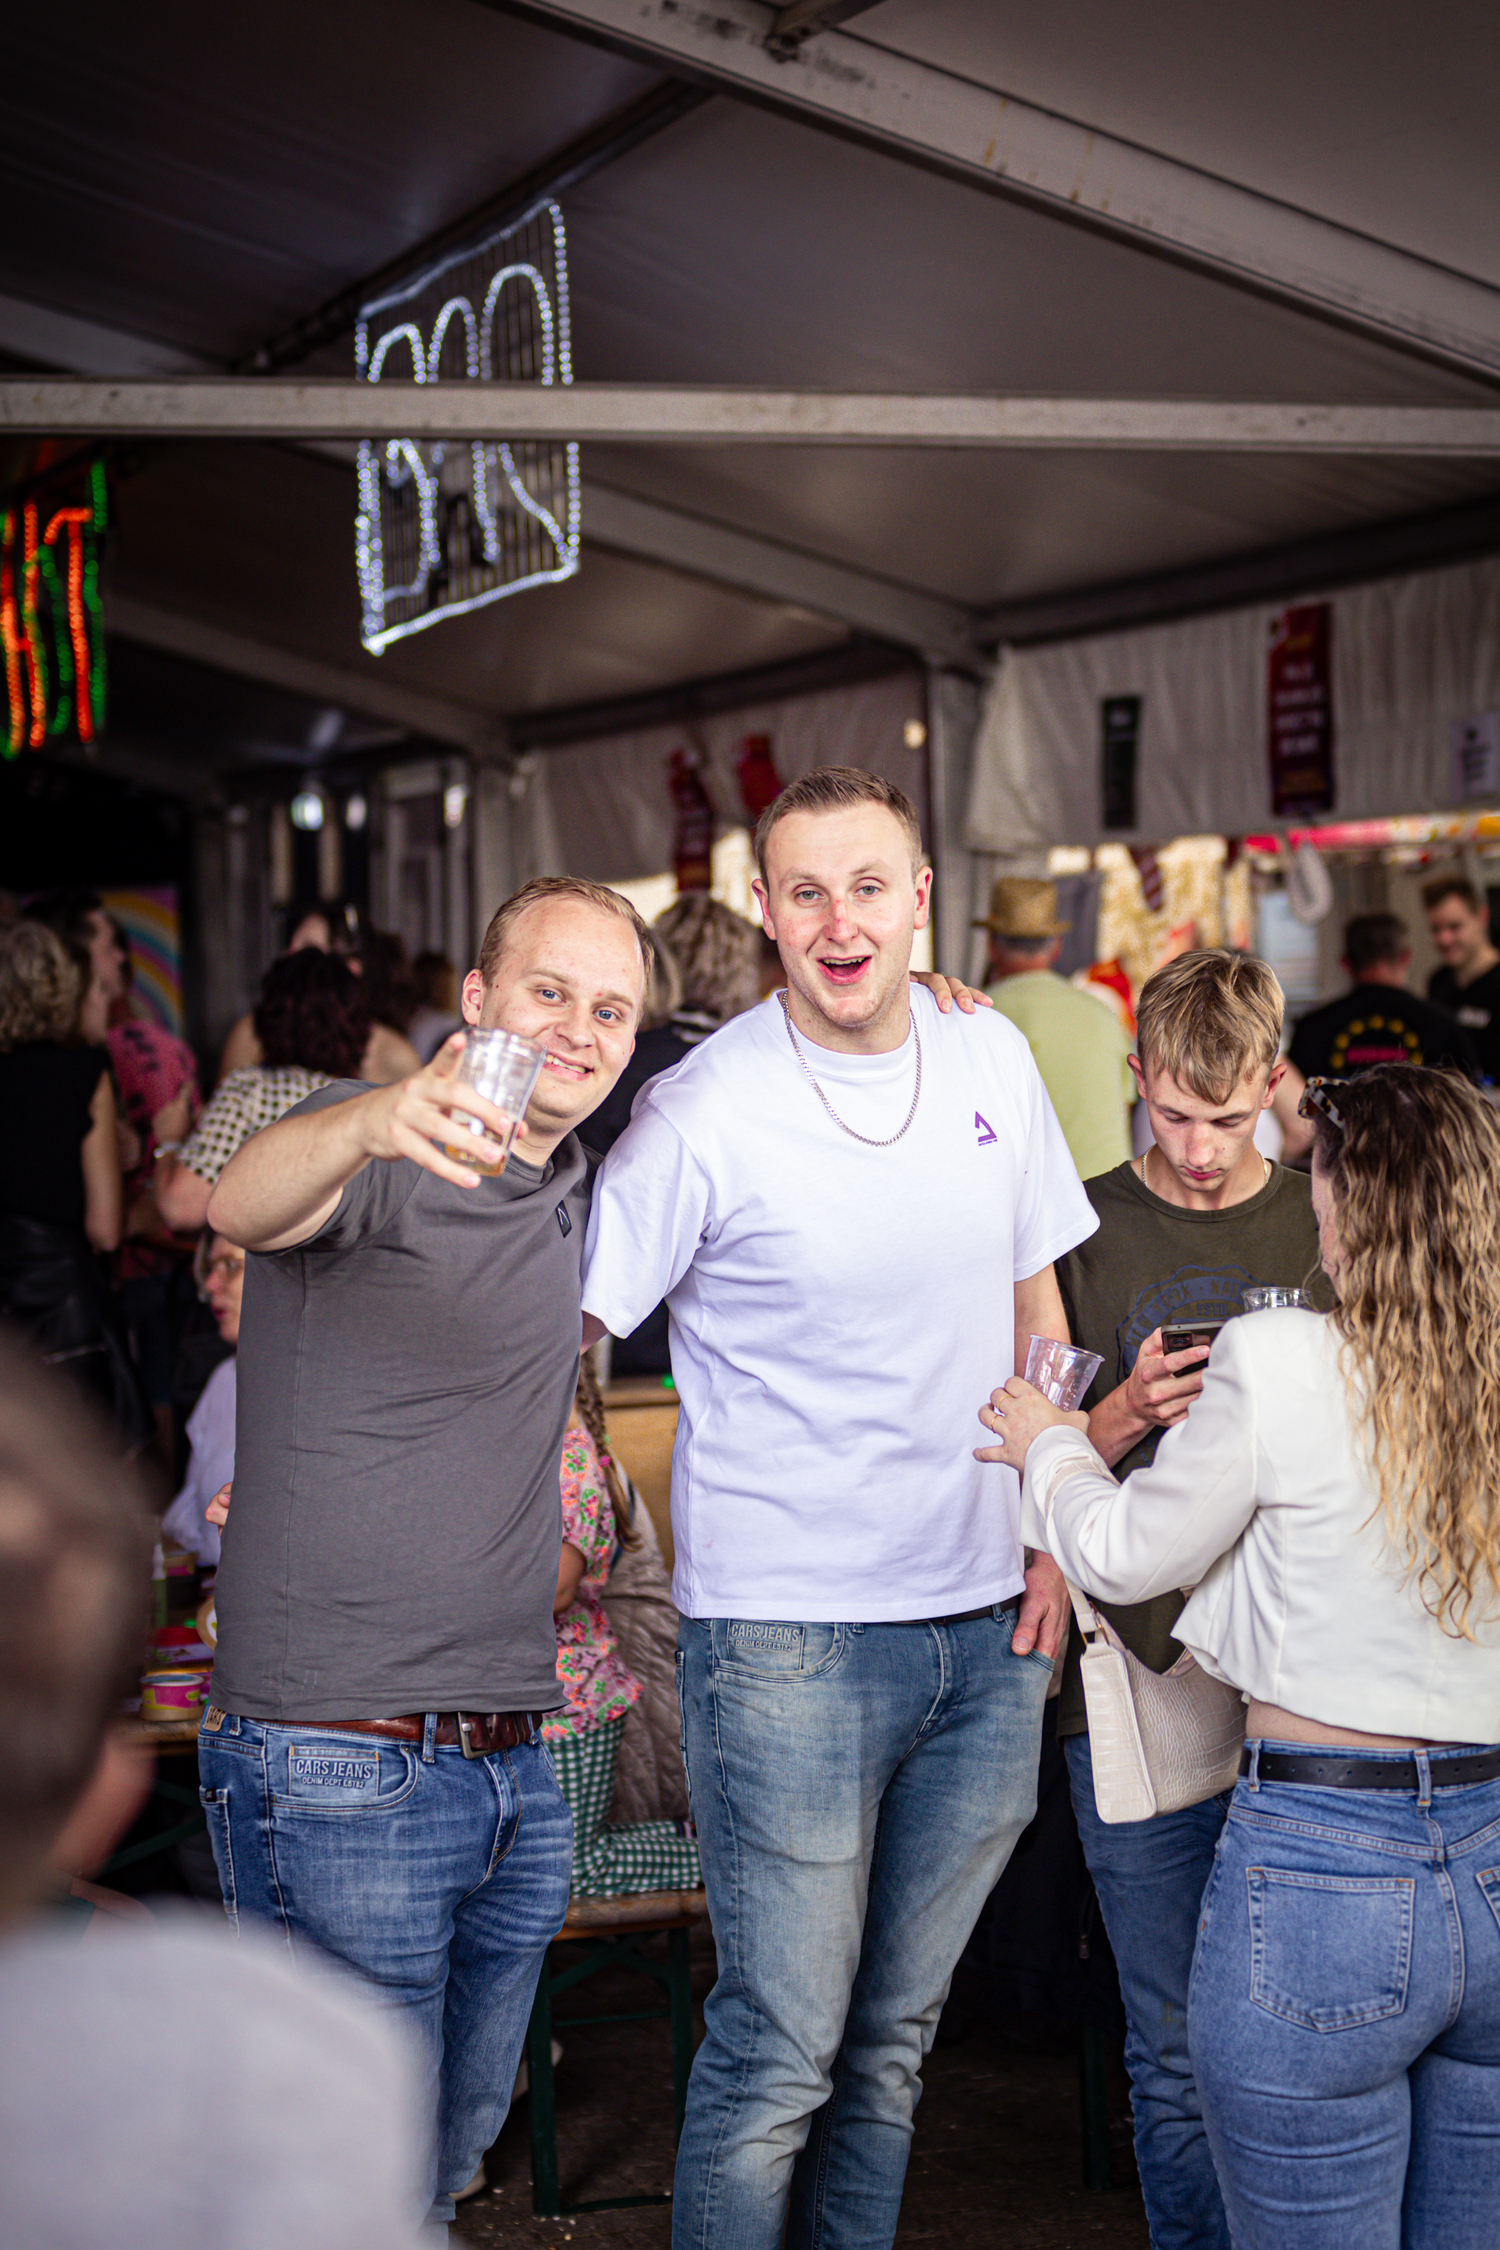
xmin=582 ymin=768 xmax=1097 ymax=2250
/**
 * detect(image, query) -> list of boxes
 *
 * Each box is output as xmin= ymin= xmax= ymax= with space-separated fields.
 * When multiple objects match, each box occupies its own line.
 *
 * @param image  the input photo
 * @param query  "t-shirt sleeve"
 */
xmin=581 ymin=1097 xmax=713 ymax=1340
xmin=1009 ymin=1040 xmax=1100 ymax=1280
xmin=177 ymin=1073 xmax=250 ymax=1184
xmin=280 ymin=1081 xmax=423 ymax=1250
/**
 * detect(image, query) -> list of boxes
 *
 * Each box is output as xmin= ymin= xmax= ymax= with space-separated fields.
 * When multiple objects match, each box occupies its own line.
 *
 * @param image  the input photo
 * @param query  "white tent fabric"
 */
xmin=526 ymin=670 xmax=926 ymax=884
xmin=965 ymin=554 xmax=1500 ymax=851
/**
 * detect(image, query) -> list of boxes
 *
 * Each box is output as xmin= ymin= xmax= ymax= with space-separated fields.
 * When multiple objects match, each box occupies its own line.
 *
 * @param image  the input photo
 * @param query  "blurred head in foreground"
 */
xmin=0 ymin=1334 xmax=152 ymax=1922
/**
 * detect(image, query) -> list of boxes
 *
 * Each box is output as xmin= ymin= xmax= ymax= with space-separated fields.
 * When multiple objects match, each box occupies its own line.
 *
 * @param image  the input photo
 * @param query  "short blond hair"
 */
xmin=476 ymin=876 xmax=652 ymax=1002
xmin=1135 ymin=949 xmax=1283 ymax=1103
xmin=753 ymin=766 xmax=923 ymax=881
xmin=0 ymin=921 xmax=82 ymax=1052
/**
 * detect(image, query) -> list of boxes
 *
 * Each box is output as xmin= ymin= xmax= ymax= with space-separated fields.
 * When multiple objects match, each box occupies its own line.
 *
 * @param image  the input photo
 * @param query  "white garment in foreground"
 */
xmin=160 ymin=1353 xmax=236 ymax=1565
xmin=0 ymin=1909 xmax=422 ymax=2248
xmin=583 ymin=989 xmax=1096 ymax=1621
xmin=1020 ymin=1308 xmax=1500 ymax=1742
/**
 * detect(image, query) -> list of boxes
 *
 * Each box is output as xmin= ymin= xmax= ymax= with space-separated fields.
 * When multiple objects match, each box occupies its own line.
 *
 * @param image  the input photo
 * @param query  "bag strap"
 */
xmin=1066 ymin=1580 xmax=1102 ymax=1639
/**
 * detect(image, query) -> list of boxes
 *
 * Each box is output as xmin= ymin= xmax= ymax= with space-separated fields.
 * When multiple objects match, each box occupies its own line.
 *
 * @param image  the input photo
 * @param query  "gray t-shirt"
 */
xmin=210 ymin=1081 xmax=591 ymax=1720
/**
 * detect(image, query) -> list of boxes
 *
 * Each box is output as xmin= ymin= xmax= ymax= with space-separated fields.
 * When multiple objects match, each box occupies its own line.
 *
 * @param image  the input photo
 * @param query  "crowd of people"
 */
xmin=0 ymin=781 xmax=1498 ymax=2250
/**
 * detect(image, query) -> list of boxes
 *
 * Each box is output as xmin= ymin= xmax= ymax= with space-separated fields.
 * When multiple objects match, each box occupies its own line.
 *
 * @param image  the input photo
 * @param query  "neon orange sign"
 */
xmin=0 ymin=459 xmax=107 ymax=756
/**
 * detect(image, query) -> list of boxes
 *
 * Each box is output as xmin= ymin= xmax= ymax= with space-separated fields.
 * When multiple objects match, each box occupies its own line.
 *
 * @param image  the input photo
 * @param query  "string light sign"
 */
xmin=0 ymin=458 xmax=108 ymax=756
xmin=355 ymin=198 xmax=579 ymax=654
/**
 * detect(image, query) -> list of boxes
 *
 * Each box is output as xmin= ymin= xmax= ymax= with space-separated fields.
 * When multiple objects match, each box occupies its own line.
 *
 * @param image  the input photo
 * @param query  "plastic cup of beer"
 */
xmin=1023 ymin=1335 xmax=1105 ymax=1412
xmin=442 ymin=1028 xmax=546 ymax=1176
xmin=1241 ymin=1286 xmax=1313 ymax=1313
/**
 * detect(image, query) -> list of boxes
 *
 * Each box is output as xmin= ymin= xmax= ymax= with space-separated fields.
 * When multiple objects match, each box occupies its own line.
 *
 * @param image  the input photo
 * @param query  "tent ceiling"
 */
xmin=3 ymin=0 xmax=1499 ymax=785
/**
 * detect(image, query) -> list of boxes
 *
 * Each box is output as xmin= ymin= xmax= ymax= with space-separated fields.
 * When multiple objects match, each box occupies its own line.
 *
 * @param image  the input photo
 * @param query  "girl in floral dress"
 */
xmin=543 ymin=1360 xmax=702 ymax=1899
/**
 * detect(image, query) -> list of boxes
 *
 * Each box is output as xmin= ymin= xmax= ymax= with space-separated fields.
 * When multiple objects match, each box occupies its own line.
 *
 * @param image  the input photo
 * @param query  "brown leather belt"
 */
xmin=303 ymin=1711 xmax=539 ymax=1759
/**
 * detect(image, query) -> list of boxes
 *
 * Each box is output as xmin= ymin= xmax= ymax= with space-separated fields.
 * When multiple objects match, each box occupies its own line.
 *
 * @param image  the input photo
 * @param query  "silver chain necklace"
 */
xmin=776 ymin=990 xmax=922 ymax=1146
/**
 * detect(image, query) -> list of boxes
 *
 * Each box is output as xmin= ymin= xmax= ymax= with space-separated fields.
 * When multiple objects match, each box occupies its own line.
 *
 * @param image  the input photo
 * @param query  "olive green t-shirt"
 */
xmin=1053 ymin=1158 xmax=1327 ymax=1736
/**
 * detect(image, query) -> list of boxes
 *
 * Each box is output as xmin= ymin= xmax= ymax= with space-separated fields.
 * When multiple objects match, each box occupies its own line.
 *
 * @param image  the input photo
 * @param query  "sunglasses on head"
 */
xmin=1297 ymin=1075 xmax=1346 ymax=1132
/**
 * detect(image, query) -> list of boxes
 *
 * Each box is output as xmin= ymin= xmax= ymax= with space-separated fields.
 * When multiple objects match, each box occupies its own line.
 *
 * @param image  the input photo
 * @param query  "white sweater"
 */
xmin=1020 ymin=1307 xmax=1500 ymax=1743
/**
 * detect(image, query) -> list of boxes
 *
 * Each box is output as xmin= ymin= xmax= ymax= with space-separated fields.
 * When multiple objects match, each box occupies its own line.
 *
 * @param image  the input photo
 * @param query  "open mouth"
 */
xmin=816 ymin=954 xmax=872 ymax=987
xmin=542 ymin=1052 xmax=591 ymax=1082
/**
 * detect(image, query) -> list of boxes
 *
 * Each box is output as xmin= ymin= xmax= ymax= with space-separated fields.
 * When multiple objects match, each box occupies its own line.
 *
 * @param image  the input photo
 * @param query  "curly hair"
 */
xmin=253 ymin=947 xmax=370 ymax=1078
xmin=1310 ymin=1063 xmax=1500 ymax=1635
xmin=652 ymin=896 xmax=761 ymax=1025
xmin=0 ymin=921 xmax=84 ymax=1051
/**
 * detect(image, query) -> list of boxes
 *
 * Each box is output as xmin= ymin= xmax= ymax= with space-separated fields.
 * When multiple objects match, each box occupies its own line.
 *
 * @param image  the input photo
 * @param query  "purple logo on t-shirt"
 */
xmin=975 ymin=1112 xmax=997 ymax=1145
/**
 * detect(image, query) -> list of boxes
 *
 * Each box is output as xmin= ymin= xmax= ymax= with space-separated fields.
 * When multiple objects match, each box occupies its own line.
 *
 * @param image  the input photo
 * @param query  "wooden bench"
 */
xmin=526 ymin=1886 xmax=709 ymax=2217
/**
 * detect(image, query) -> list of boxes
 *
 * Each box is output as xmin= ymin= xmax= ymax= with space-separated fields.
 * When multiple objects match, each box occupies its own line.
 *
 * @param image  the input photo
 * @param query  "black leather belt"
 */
xmin=1242 ymin=1743 xmax=1500 ymax=1791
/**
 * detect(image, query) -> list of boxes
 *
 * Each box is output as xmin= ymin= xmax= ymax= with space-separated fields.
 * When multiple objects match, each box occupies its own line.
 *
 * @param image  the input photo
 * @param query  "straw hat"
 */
xmin=973 ymin=876 xmax=1071 ymax=938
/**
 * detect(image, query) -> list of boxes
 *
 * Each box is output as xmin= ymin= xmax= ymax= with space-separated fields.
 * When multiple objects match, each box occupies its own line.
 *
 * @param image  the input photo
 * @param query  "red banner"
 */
xmin=1267 ymin=602 xmax=1335 ymax=817
xmin=668 ymin=746 xmax=715 ymax=893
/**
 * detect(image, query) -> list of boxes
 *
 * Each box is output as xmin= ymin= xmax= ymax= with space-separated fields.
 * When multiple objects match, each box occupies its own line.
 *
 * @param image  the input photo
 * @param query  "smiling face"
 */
xmin=461 ymin=895 xmax=644 ymax=1158
xmin=753 ymin=804 xmax=931 ymax=1053
xmin=1134 ymin=1057 xmax=1281 ymax=1208
xmin=1427 ymin=892 xmax=1490 ymax=978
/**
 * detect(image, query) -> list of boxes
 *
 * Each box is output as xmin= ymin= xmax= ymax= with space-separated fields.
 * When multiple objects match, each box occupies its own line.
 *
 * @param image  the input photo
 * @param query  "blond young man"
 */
xmin=1044 ymin=950 xmax=1326 ymax=2250
xmin=582 ymin=769 xmax=1096 ymax=2250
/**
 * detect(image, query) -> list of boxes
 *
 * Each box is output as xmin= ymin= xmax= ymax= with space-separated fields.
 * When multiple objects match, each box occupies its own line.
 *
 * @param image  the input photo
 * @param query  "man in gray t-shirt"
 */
xmin=200 ymin=876 xmax=649 ymax=2229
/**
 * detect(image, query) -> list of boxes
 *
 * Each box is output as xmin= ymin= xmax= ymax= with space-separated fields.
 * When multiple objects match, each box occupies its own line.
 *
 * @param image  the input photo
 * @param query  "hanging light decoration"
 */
xmin=354 ymin=200 xmax=579 ymax=655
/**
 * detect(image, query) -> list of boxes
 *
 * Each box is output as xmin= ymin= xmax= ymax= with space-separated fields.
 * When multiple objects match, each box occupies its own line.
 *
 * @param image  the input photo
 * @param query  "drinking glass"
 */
xmin=1241 ymin=1286 xmax=1314 ymax=1313
xmin=441 ymin=1028 xmax=546 ymax=1175
xmin=1023 ymin=1335 xmax=1105 ymax=1411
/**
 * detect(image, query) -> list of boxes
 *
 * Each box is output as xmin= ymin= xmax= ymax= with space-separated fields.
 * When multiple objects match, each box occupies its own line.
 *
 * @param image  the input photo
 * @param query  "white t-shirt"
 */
xmin=582 ymin=989 xmax=1097 ymax=1621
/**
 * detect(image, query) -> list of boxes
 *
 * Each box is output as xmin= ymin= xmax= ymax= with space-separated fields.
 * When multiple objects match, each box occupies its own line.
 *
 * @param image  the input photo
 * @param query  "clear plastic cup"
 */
xmin=1241 ymin=1286 xmax=1314 ymax=1313
xmin=1023 ymin=1335 xmax=1105 ymax=1411
xmin=441 ymin=1028 xmax=546 ymax=1175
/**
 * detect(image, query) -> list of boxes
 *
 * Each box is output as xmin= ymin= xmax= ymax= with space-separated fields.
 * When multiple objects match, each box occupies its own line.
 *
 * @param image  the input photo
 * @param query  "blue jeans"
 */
xmin=1063 ymin=1730 xmax=1232 ymax=2250
xmin=1190 ymin=1744 xmax=1500 ymax=2250
xmin=198 ymin=1712 xmax=572 ymax=2227
xmin=673 ymin=1607 xmax=1052 ymax=2250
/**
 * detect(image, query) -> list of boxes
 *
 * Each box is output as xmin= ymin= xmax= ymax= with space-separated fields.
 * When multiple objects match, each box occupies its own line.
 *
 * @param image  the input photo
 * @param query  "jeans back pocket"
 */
xmin=1247 ymin=1867 xmax=1415 ymax=2032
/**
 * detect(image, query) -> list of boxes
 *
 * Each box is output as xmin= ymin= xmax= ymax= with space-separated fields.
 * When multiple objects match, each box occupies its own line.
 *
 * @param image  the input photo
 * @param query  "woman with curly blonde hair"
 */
xmin=980 ymin=1061 xmax=1500 ymax=2249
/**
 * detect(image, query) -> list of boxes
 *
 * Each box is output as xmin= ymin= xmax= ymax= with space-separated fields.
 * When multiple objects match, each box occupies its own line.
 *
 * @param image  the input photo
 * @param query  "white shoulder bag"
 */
xmin=1068 ymin=1581 xmax=1245 ymax=1823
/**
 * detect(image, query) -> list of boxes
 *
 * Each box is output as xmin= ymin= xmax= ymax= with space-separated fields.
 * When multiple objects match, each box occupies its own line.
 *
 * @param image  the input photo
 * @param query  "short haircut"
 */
xmin=1136 ymin=948 xmax=1284 ymax=1103
xmin=0 ymin=921 xmax=83 ymax=1052
xmin=652 ymin=895 xmax=761 ymax=1024
xmin=1421 ymin=874 xmax=1484 ymax=916
xmin=476 ymin=876 xmax=652 ymax=1000
xmin=0 ymin=1335 xmax=153 ymax=1917
xmin=253 ymin=947 xmax=371 ymax=1077
xmin=1344 ymin=912 xmax=1410 ymax=976
xmin=753 ymin=766 xmax=923 ymax=881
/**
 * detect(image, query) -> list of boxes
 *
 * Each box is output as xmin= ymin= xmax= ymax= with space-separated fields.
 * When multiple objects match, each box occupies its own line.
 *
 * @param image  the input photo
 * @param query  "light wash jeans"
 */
xmin=673 ymin=1606 xmax=1053 ymax=2250
xmin=1190 ymin=1742 xmax=1500 ymax=2250
xmin=1063 ymin=1730 xmax=1232 ymax=2250
xmin=198 ymin=1712 xmax=572 ymax=2228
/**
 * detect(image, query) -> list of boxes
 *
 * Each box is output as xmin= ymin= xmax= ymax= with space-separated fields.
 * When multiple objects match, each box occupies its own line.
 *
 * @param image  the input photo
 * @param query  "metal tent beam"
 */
xmin=583 ymin=481 xmax=976 ymax=656
xmin=0 ymin=298 xmax=980 ymax=655
xmin=107 ymin=597 xmax=507 ymax=757
xmin=502 ymin=0 xmax=1500 ymax=386
xmin=7 ymin=379 xmax=1500 ymax=450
